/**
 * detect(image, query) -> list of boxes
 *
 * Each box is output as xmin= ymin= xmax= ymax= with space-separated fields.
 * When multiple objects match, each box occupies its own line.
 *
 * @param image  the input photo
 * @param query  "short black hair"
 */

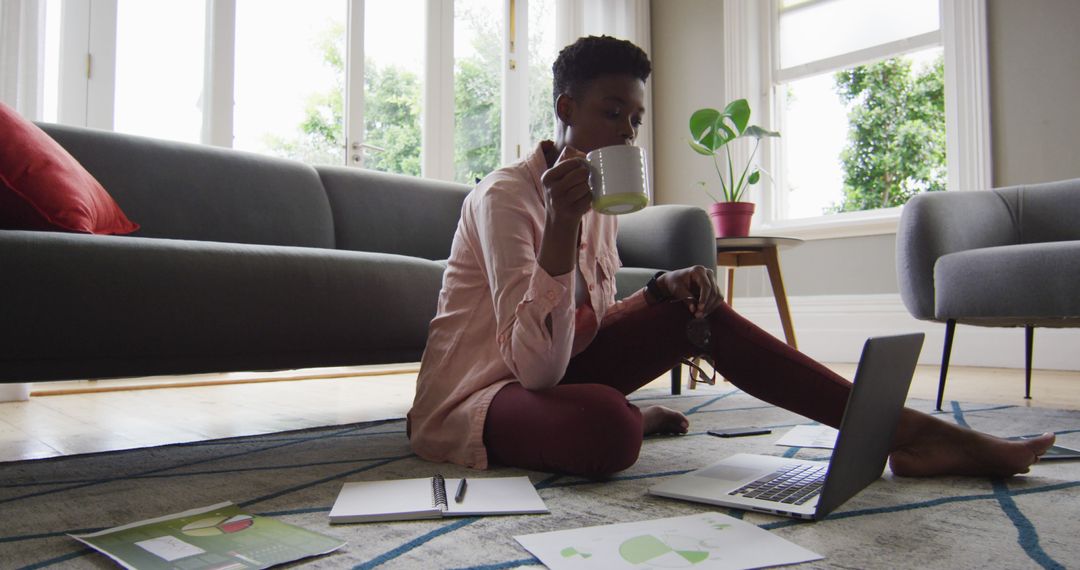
xmin=552 ymin=35 xmax=651 ymax=104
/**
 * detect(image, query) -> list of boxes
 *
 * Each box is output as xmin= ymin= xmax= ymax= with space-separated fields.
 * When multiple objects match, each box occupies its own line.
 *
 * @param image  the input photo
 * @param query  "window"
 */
xmin=233 ymin=0 xmax=346 ymax=165
xmin=362 ymin=0 xmax=425 ymax=176
xmin=454 ymin=0 xmax=503 ymax=184
xmin=773 ymin=0 xmax=944 ymax=221
xmin=527 ymin=0 xmax=557 ymax=149
xmin=113 ymin=0 xmax=205 ymax=144
xmin=38 ymin=1 xmax=651 ymax=182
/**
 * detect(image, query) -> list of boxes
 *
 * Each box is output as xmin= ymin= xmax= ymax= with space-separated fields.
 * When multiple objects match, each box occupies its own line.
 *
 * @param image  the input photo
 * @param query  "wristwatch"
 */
xmin=646 ymin=270 xmax=670 ymax=304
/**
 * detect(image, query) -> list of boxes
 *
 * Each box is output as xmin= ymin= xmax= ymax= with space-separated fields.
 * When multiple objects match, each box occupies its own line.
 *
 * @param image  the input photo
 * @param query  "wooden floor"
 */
xmin=1 ymin=363 xmax=1077 ymax=463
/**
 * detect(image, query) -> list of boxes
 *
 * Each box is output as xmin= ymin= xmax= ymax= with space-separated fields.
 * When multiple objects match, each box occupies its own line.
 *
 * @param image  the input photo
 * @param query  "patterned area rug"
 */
xmin=2 ymin=385 xmax=1079 ymax=569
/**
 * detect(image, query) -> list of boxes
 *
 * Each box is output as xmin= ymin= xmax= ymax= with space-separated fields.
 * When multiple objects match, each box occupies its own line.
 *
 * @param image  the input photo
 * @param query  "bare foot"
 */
xmin=641 ymin=405 xmax=689 ymax=435
xmin=888 ymin=410 xmax=1055 ymax=477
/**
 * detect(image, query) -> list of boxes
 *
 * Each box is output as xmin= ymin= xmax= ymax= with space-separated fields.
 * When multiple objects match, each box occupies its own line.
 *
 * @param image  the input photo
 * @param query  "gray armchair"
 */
xmin=896 ymin=178 xmax=1080 ymax=409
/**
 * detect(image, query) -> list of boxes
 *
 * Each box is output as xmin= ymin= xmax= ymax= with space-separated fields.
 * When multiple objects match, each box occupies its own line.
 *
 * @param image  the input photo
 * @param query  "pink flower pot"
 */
xmin=709 ymin=202 xmax=755 ymax=237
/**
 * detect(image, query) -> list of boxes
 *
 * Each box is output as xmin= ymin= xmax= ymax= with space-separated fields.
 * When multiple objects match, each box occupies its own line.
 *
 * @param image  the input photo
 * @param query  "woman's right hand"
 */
xmin=540 ymin=146 xmax=593 ymax=228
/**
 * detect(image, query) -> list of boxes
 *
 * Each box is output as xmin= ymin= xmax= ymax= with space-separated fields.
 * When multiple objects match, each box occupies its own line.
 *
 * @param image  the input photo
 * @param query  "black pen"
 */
xmin=454 ymin=478 xmax=468 ymax=503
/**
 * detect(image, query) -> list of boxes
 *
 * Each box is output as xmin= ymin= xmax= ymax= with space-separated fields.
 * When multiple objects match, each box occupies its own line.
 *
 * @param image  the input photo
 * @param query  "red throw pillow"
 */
xmin=0 ymin=102 xmax=138 ymax=234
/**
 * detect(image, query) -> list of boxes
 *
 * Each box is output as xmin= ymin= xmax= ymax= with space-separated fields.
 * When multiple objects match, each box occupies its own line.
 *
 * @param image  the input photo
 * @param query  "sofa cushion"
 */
xmin=39 ymin=123 xmax=335 ymax=248
xmin=616 ymin=205 xmax=716 ymax=271
xmin=317 ymin=165 xmax=469 ymax=259
xmin=0 ymin=102 xmax=138 ymax=234
xmin=0 ymin=230 xmax=445 ymax=381
xmin=934 ymin=240 xmax=1080 ymax=326
xmin=615 ymin=267 xmax=658 ymax=300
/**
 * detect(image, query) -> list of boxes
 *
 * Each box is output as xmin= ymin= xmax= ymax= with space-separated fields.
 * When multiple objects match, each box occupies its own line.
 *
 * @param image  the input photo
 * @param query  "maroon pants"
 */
xmin=483 ymin=299 xmax=853 ymax=478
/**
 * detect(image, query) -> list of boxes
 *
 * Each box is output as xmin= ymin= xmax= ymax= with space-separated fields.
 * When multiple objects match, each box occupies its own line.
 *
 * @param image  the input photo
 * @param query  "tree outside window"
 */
xmin=830 ymin=55 xmax=945 ymax=213
xmin=265 ymin=6 xmax=554 ymax=185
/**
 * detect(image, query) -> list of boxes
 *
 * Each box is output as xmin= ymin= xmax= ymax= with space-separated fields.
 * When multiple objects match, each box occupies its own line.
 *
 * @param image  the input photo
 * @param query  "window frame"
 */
xmin=724 ymin=0 xmax=991 ymax=240
xmin=53 ymin=0 xmax=547 ymax=182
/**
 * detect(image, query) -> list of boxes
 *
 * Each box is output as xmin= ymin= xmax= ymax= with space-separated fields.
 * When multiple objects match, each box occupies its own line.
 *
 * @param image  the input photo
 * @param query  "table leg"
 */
xmin=725 ymin=267 xmax=735 ymax=306
xmin=762 ymin=246 xmax=797 ymax=348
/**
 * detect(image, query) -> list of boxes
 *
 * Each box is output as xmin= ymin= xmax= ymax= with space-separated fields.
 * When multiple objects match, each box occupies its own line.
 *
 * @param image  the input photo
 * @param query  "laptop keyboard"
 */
xmin=729 ymin=462 xmax=827 ymax=505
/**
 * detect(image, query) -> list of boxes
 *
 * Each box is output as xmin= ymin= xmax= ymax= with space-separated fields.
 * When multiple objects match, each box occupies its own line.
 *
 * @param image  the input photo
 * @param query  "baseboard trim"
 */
xmin=730 ymin=293 xmax=1080 ymax=371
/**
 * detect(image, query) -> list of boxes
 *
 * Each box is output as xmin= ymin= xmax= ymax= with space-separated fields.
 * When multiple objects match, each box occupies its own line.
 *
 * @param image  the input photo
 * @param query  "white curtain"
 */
xmin=0 ymin=0 xmax=46 ymax=118
xmin=555 ymin=0 xmax=654 ymax=195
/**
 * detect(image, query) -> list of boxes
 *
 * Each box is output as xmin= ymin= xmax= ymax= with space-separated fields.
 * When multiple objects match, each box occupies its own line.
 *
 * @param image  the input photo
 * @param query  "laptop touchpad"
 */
xmin=697 ymin=463 xmax=761 ymax=483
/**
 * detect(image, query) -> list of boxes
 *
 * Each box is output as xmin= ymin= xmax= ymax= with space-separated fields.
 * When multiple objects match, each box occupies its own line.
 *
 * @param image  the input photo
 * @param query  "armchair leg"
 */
xmin=670 ymin=365 xmax=682 ymax=395
xmin=936 ymin=319 xmax=957 ymax=411
xmin=1025 ymin=325 xmax=1034 ymax=400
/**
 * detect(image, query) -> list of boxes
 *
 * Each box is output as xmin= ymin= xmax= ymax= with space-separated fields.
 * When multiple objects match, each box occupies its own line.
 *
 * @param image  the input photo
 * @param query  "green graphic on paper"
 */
xmin=618 ymin=534 xmax=709 ymax=566
xmin=561 ymin=546 xmax=592 ymax=559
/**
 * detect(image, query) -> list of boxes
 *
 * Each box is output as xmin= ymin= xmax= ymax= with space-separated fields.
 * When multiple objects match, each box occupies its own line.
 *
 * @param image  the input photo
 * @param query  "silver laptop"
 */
xmin=649 ymin=333 xmax=924 ymax=521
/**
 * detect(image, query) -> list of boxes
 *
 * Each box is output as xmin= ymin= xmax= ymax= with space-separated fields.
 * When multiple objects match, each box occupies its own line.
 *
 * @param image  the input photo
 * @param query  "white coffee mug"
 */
xmin=585 ymin=145 xmax=650 ymax=215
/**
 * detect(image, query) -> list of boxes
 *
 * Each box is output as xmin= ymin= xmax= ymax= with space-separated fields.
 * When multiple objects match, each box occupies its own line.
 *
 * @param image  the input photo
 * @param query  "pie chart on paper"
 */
xmin=619 ymin=534 xmax=709 ymax=567
xmin=181 ymin=514 xmax=254 ymax=537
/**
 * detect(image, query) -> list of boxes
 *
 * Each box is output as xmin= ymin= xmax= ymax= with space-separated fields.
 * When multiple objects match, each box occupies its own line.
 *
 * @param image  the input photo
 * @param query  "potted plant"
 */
xmin=689 ymin=99 xmax=780 ymax=237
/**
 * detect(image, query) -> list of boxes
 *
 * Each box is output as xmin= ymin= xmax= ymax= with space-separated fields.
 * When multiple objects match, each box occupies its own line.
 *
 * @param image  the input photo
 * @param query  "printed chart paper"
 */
xmin=71 ymin=502 xmax=345 ymax=569
xmin=774 ymin=425 xmax=838 ymax=449
xmin=515 ymin=512 xmax=821 ymax=569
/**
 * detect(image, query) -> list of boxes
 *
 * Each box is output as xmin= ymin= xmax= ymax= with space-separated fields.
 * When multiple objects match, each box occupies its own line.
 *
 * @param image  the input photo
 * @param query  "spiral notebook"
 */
xmin=328 ymin=475 xmax=549 ymax=524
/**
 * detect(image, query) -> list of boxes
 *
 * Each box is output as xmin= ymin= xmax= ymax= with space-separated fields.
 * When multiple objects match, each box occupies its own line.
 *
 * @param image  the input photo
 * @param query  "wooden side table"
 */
xmin=683 ymin=236 xmax=804 ymax=390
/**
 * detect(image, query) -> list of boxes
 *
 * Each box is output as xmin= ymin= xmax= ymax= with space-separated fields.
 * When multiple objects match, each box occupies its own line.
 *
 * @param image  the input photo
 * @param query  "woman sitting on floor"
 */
xmin=407 ymin=35 xmax=1054 ymax=479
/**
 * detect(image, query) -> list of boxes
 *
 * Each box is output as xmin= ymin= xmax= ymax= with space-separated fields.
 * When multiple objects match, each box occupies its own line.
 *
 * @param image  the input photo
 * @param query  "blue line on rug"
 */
xmin=950 ymin=400 xmax=971 ymax=428
xmin=352 ymin=517 xmax=479 ymax=570
xmin=947 ymin=402 xmax=1023 ymax=420
xmin=756 ymin=478 xmax=1080 ymax=532
xmin=687 ymin=404 xmax=778 ymax=416
xmin=951 ymin=400 xmax=1064 ymax=567
xmin=0 ymin=454 xmax=414 ymax=551
xmin=758 ymin=490 xmax=1000 ymax=530
xmin=450 ymin=557 xmax=540 ymax=570
xmin=171 ymin=419 xmax=400 ymax=446
xmin=0 ymin=422 xmax=377 ymax=506
xmin=1010 ymin=480 xmax=1080 ymax=496
xmin=992 ymin=479 xmax=1064 ymax=570
xmin=686 ymin=390 xmax=741 ymax=415
xmin=238 ymin=454 xmax=412 ymax=509
xmin=628 ymin=392 xmax=717 ymax=403
xmin=15 ymin=548 xmax=91 ymax=570
xmin=193 ymin=428 xmax=408 ymax=447
xmin=970 ymin=404 xmax=1020 ymax=412
xmin=0 ymin=528 xmax=102 ymax=544
xmin=534 ymin=473 xmax=564 ymax=489
xmin=0 ymin=454 xmax=413 ymax=488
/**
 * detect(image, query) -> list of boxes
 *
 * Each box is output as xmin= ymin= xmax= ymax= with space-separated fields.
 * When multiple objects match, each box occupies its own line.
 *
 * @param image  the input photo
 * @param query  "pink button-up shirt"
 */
xmin=407 ymin=141 xmax=648 ymax=469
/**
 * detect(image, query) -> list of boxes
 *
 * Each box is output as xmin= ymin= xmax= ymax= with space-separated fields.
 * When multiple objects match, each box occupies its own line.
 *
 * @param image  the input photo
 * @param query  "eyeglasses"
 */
xmin=686 ymin=317 xmax=711 ymax=351
xmin=684 ymin=316 xmax=717 ymax=386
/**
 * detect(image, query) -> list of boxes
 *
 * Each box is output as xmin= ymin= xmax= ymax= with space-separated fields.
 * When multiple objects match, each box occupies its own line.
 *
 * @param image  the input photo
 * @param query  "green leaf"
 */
xmin=689 ymin=108 xmax=721 ymax=150
xmin=740 ymin=125 xmax=781 ymax=140
xmin=688 ymin=139 xmax=715 ymax=156
xmin=722 ymin=99 xmax=751 ymax=134
xmin=712 ymin=122 xmax=737 ymax=147
xmin=748 ymin=170 xmax=760 ymax=185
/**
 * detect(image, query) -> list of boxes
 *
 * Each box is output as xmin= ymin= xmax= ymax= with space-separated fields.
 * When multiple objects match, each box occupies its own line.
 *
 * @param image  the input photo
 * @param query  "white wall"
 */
xmin=988 ymin=0 xmax=1080 ymax=187
xmin=649 ymin=0 xmax=1080 ymax=370
xmin=649 ymin=0 xmax=724 ymax=211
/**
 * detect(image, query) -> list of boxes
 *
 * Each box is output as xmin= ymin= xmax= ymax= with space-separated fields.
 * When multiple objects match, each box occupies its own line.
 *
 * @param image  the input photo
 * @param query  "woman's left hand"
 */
xmin=657 ymin=266 xmax=724 ymax=318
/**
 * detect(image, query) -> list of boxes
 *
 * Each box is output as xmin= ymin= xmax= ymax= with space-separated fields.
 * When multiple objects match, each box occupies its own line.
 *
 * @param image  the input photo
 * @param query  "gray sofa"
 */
xmin=1 ymin=123 xmax=715 ymax=384
xmin=896 ymin=177 xmax=1080 ymax=408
